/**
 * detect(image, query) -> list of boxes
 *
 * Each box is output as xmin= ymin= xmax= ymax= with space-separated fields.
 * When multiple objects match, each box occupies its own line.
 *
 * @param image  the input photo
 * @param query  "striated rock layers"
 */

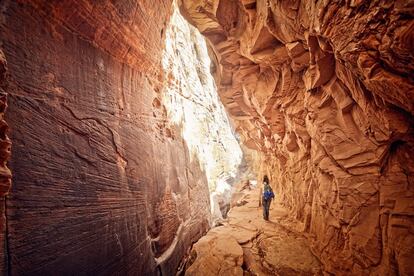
xmin=0 ymin=1 xmax=243 ymax=274
xmin=0 ymin=49 xmax=12 ymax=276
xmin=180 ymin=0 xmax=414 ymax=275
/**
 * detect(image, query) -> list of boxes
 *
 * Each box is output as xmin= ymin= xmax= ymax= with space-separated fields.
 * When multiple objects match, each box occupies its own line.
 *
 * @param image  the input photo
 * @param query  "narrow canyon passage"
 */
xmin=0 ymin=1 xmax=413 ymax=275
xmin=184 ymin=186 xmax=322 ymax=275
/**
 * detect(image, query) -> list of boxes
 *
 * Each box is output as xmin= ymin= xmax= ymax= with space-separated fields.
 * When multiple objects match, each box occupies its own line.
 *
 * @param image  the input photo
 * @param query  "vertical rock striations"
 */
xmin=179 ymin=0 xmax=414 ymax=274
xmin=0 ymin=49 xmax=12 ymax=276
xmin=0 ymin=1 xmax=238 ymax=274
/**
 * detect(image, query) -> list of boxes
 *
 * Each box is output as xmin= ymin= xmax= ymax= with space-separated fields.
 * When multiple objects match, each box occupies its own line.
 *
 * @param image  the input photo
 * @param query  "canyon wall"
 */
xmin=163 ymin=8 xmax=243 ymax=188
xmin=0 ymin=49 xmax=12 ymax=276
xmin=180 ymin=0 xmax=414 ymax=275
xmin=0 ymin=1 xmax=241 ymax=274
xmin=161 ymin=7 xmax=244 ymax=222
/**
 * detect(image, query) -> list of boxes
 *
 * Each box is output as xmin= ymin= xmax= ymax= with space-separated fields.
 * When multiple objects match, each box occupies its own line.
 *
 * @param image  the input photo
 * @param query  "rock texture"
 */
xmin=179 ymin=1 xmax=414 ymax=275
xmin=0 ymin=49 xmax=12 ymax=276
xmin=184 ymin=188 xmax=322 ymax=275
xmin=0 ymin=1 xmax=241 ymax=274
xmin=161 ymin=7 xmax=244 ymax=221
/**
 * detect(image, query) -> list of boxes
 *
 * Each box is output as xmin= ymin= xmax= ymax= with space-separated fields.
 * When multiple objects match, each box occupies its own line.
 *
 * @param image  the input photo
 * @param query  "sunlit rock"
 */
xmin=0 ymin=1 xmax=243 ymax=275
xmin=162 ymin=7 xmax=244 ymax=189
xmin=161 ymin=7 xmax=245 ymax=223
xmin=0 ymin=0 xmax=412 ymax=274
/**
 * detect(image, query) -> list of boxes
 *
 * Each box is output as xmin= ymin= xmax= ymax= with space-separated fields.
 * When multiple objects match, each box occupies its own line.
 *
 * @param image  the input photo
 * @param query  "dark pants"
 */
xmin=262 ymin=198 xmax=271 ymax=220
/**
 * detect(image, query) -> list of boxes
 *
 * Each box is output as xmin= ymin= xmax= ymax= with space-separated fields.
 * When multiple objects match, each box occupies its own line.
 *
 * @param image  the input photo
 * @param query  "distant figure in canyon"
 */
xmin=261 ymin=175 xmax=275 ymax=221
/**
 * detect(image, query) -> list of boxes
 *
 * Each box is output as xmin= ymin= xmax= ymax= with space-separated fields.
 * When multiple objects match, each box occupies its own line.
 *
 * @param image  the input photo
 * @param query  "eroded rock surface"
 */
xmin=184 ymin=188 xmax=322 ymax=275
xmin=180 ymin=1 xmax=414 ymax=274
xmin=0 ymin=0 xmax=412 ymax=274
xmin=0 ymin=49 xmax=12 ymax=275
xmin=161 ymin=7 xmax=245 ymax=225
xmin=0 ymin=1 xmax=238 ymax=275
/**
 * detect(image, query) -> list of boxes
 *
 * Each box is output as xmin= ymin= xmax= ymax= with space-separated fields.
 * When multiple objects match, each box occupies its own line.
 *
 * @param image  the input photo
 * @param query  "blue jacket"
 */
xmin=263 ymin=183 xmax=275 ymax=200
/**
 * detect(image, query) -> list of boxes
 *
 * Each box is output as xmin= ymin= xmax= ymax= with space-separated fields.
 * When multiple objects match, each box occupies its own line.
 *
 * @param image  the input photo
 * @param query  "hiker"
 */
xmin=262 ymin=175 xmax=274 ymax=221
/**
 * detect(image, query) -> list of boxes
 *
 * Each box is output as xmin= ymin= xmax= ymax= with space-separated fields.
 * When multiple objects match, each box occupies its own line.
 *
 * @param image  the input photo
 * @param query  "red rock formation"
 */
xmin=179 ymin=0 xmax=414 ymax=275
xmin=0 ymin=1 xmax=216 ymax=275
xmin=1 ymin=0 xmax=413 ymax=274
xmin=0 ymin=49 xmax=12 ymax=275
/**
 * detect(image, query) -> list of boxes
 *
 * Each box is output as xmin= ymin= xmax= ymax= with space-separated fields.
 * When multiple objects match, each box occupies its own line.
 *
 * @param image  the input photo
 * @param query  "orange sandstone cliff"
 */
xmin=0 ymin=0 xmax=412 ymax=275
xmin=179 ymin=0 xmax=414 ymax=275
xmin=0 ymin=1 xmax=212 ymax=274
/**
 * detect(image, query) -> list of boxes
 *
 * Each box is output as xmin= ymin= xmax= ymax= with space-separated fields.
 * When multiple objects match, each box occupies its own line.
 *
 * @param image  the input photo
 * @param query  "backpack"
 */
xmin=263 ymin=185 xmax=274 ymax=200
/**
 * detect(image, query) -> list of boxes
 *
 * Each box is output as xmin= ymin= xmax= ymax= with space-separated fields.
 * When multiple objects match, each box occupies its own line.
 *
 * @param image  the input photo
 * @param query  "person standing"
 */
xmin=262 ymin=175 xmax=274 ymax=221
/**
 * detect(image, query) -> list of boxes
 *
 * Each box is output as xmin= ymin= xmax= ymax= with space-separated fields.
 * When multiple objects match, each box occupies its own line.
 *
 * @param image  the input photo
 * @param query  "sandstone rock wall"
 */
xmin=161 ymin=7 xmax=246 ymax=224
xmin=161 ymin=7 xmax=243 ymax=195
xmin=0 ymin=1 xmax=220 ymax=274
xmin=179 ymin=0 xmax=414 ymax=275
xmin=0 ymin=49 xmax=12 ymax=275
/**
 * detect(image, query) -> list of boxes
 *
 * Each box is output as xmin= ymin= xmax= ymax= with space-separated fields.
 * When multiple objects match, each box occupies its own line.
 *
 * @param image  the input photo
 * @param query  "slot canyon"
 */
xmin=0 ymin=0 xmax=413 ymax=275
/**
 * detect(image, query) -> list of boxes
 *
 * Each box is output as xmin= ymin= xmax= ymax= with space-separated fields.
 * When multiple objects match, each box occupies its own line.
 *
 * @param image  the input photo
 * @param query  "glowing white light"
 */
xmin=216 ymin=178 xmax=231 ymax=194
xmin=161 ymin=5 xmax=243 ymax=206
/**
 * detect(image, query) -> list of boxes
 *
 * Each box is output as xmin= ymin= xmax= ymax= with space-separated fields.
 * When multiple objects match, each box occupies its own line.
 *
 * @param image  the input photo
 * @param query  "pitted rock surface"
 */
xmin=179 ymin=1 xmax=414 ymax=274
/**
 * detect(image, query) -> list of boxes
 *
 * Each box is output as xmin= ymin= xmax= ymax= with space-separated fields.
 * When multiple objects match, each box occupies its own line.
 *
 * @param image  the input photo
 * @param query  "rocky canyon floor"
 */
xmin=184 ymin=188 xmax=323 ymax=275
